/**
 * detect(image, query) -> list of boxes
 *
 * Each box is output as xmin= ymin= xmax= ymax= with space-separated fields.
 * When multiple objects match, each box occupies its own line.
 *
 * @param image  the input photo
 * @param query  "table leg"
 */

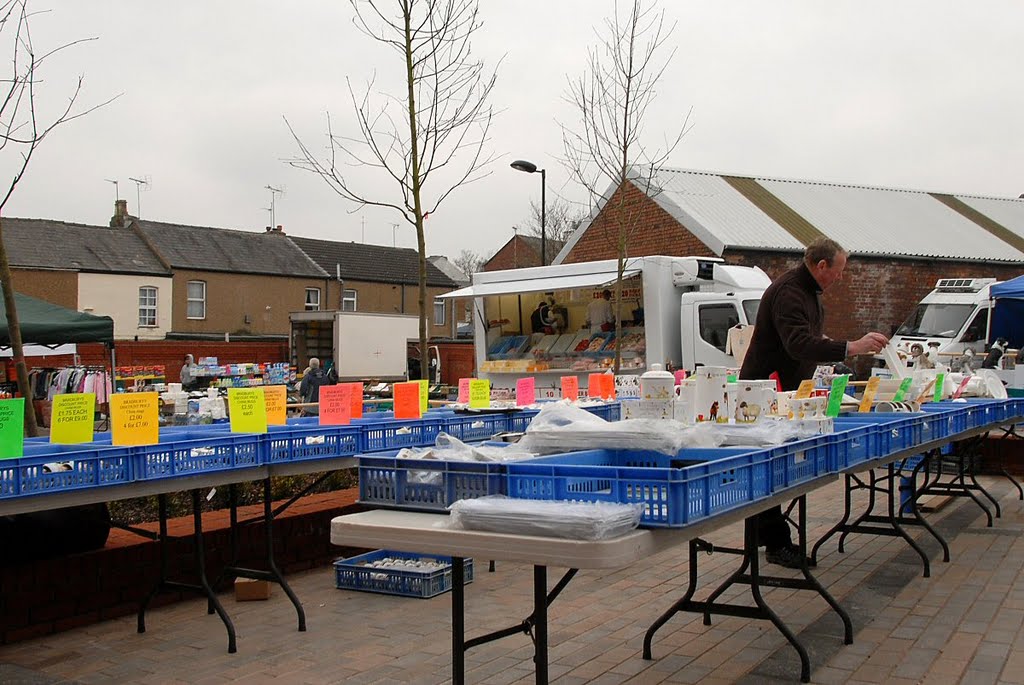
xmin=534 ymin=565 xmax=548 ymax=685
xmin=452 ymin=557 xmax=465 ymax=685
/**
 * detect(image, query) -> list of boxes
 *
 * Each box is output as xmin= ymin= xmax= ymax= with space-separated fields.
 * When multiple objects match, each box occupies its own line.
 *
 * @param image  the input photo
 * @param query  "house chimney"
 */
xmin=266 ymin=225 xmax=285 ymax=235
xmin=110 ymin=199 xmax=129 ymax=228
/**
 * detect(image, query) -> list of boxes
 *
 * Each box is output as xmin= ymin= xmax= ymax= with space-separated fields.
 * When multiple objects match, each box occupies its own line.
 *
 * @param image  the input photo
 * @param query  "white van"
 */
xmin=888 ymin=278 xmax=997 ymax=358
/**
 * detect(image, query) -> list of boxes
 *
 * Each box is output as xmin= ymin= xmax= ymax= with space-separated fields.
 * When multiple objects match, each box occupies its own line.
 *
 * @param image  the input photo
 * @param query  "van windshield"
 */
xmin=896 ymin=303 xmax=974 ymax=338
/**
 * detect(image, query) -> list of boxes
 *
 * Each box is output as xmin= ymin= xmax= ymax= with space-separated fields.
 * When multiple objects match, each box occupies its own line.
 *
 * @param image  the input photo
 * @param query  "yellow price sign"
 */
xmin=110 ymin=393 xmax=159 ymax=446
xmin=229 ymin=387 xmax=268 ymax=434
xmin=794 ymin=380 xmax=815 ymax=399
xmin=468 ymin=379 xmax=491 ymax=409
xmin=417 ymin=379 xmax=429 ymax=413
xmin=858 ymin=376 xmax=881 ymax=413
xmin=50 ymin=393 xmax=96 ymax=444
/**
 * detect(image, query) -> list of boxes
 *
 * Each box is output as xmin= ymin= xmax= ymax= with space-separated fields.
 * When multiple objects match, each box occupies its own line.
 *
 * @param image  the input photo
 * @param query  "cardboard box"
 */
xmin=234 ymin=578 xmax=272 ymax=601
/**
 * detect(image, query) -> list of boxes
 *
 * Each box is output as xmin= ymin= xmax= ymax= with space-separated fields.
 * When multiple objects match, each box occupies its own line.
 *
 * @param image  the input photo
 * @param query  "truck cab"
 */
xmin=888 ymin=278 xmax=996 ymax=359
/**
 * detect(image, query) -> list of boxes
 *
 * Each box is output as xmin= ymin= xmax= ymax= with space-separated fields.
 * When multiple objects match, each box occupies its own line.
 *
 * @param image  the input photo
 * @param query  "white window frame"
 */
xmin=433 ymin=298 xmax=446 ymax=326
xmin=138 ymin=286 xmax=158 ymax=327
xmin=305 ymin=287 xmax=321 ymax=311
xmin=342 ymin=288 xmax=358 ymax=312
xmin=186 ymin=280 xmax=206 ymax=320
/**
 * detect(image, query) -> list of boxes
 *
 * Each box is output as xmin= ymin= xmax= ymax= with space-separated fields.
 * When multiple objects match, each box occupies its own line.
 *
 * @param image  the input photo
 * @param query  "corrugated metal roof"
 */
xmin=756 ymin=178 xmax=1024 ymax=262
xmin=648 ymin=169 xmax=803 ymax=254
xmin=954 ymin=195 xmax=1024 ymax=244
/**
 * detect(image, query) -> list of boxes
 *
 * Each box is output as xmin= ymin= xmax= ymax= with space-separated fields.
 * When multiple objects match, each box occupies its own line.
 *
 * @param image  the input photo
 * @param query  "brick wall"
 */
xmin=484 ymin=236 xmax=541 ymax=271
xmin=21 ymin=340 xmax=289 ymax=384
xmin=564 ymin=183 xmax=716 ymax=263
xmin=0 ymin=490 xmax=367 ymax=645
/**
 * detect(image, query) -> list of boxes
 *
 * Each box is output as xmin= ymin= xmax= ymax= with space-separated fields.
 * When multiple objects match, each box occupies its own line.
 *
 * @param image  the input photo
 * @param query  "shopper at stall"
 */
xmin=587 ymin=289 xmax=615 ymax=334
xmin=740 ymin=237 xmax=889 ymax=568
xmin=299 ymin=357 xmax=334 ymax=416
xmin=180 ymin=354 xmax=197 ymax=392
xmin=530 ymin=299 xmax=552 ymax=334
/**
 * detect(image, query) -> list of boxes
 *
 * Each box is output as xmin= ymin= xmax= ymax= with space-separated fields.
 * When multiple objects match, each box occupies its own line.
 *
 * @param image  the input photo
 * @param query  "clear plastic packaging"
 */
xmin=518 ymin=401 xmax=806 ymax=455
xmin=447 ymin=495 xmax=643 ymax=540
xmin=394 ymin=432 xmax=537 ymax=463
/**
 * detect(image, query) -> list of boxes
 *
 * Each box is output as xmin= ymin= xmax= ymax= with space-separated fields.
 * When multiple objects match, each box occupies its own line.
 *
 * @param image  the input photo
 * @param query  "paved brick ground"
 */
xmin=1 ymin=474 xmax=1022 ymax=684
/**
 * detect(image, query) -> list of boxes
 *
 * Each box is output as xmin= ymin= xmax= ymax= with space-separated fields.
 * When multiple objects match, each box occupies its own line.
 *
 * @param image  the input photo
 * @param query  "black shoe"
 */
xmin=765 ymin=544 xmax=807 ymax=569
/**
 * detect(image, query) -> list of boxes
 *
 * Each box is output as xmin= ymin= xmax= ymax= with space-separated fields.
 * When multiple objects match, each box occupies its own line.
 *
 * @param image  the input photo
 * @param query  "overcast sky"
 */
xmin=4 ymin=1 xmax=1023 ymax=262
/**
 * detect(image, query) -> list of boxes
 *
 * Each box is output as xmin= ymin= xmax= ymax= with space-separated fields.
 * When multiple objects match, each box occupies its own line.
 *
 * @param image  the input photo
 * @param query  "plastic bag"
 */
xmin=448 ymin=495 xmax=643 ymax=540
xmin=394 ymin=432 xmax=537 ymax=463
xmin=518 ymin=401 xmax=727 ymax=454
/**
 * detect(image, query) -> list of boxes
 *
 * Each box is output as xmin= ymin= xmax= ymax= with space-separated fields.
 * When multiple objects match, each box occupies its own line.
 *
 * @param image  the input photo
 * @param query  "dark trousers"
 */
xmin=755 ymin=505 xmax=793 ymax=551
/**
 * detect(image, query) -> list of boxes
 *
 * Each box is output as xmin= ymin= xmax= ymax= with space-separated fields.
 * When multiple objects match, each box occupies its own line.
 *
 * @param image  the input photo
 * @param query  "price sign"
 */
xmin=111 ymin=393 xmax=160 ymax=446
xmin=0 ymin=398 xmax=25 ymax=459
xmin=560 ymin=376 xmax=579 ymax=401
xmin=826 ymin=375 xmax=849 ymax=417
xmin=228 ymin=388 xmax=268 ymax=434
xmin=516 ymin=377 xmax=535 ymax=406
xmin=858 ymin=377 xmax=881 ymax=413
xmin=468 ymin=379 xmax=491 ymax=409
xmin=393 ymin=382 xmax=421 ymax=419
xmin=319 ymin=384 xmax=353 ymax=425
xmin=263 ymin=385 xmax=288 ymax=425
xmin=458 ymin=378 xmax=472 ymax=403
xmin=50 ymin=393 xmax=96 ymax=444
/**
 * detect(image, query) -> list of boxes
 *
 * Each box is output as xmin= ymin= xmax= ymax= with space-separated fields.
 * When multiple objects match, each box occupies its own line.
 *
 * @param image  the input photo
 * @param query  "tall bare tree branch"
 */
xmin=0 ymin=0 xmax=117 ymax=437
xmin=561 ymin=0 xmax=691 ymax=373
xmin=287 ymin=0 xmax=499 ymax=376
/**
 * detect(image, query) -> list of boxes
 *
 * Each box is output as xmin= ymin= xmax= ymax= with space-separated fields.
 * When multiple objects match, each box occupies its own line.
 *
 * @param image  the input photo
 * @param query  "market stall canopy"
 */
xmin=0 ymin=288 xmax=114 ymax=346
xmin=990 ymin=275 xmax=1024 ymax=348
xmin=438 ymin=269 xmax=641 ymax=299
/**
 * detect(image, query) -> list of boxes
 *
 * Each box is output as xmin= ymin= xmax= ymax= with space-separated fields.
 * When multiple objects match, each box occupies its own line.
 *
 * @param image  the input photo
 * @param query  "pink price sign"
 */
xmin=516 ymin=377 xmax=536 ymax=406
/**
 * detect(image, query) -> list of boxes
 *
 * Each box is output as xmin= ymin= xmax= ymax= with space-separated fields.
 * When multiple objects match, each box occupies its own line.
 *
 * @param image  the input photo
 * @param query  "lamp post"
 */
xmin=510 ymin=159 xmax=546 ymax=265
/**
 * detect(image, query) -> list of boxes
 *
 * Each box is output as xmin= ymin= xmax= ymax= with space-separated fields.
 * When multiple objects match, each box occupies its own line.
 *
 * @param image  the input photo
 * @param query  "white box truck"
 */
xmin=289 ymin=310 xmax=419 ymax=382
xmin=439 ymin=255 xmax=770 ymax=396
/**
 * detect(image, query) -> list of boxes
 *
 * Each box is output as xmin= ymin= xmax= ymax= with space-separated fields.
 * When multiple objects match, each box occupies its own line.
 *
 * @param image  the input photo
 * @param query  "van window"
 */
xmin=896 ymin=303 xmax=974 ymax=338
xmin=742 ymin=299 xmax=760 ymax=324
xmin=699 ymin=304 xmax=739 ymax=352
xmin=960 ymin=308 xmax=988 ymax=343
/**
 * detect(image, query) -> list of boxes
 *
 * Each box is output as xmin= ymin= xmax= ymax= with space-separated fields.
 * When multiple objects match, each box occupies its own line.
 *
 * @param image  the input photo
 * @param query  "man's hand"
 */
xmin=848 ymin=332 xmax=889 ymax=356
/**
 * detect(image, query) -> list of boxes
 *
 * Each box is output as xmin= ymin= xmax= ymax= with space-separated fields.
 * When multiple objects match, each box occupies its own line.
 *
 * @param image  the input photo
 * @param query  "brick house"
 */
xmin=484 ymin=234 xmax=566 ymax=271
xmin=2 ymin=216 xmax=173 ymax=340
xmin=289 ymin=237 xmax=460 ymax=338
xmin=557 ymin=169 xmax=1024 ymax=346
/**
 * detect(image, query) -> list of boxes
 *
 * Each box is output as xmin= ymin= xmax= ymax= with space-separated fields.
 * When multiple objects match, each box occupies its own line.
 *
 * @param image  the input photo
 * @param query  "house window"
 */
xmin=433 ymin=299 xmax=446 ymax=326
xmin=305 ymin=287 xmax=321 ymax=311
xmin=342 ymin=289 xmax=358 ymax=312
xmin=187 ymin=280 xmax=206 ymax=319
xmin=138 ymin=286 xmax=158 ymax=327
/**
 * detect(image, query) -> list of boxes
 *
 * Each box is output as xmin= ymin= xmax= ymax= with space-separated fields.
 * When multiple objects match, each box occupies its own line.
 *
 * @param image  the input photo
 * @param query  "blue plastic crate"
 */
xmin=507 ymin=409 xmax=540 ymax=433
xmin=919 ymin=411 xmax=950 ymax=444
xmin=133 ymin=431 xmax=262 ymax=480
xmin=360 ymin=417 xmax=445 ymax=452
xmin=333 ymin=549 xmax=474 ymax=598
xmin=920 ymin=403 xmax=968 ymax=435
xmin=767 ymin=435 xmax=837 ymax=491
xmin=442 ymin=413 xmax=509 ymax=442
xmin=358 ymin=452 xmax=506 ymax=511
xmin=1 ymin=443 xmax=134 ymax=499
xmin=832 ymin=421 xmax=874 ymax=468
xmin=581 ymin=402 xmax=621 ymax=422
xmin=504 ymin=447 xmax=769 ymax=528
xmin=263 ymin=423 xmax=363 ymax=464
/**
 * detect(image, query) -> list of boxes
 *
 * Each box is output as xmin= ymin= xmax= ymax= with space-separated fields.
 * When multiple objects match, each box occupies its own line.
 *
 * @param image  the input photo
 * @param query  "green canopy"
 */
xmin=0 ymin=288 xmax=114 ymax=346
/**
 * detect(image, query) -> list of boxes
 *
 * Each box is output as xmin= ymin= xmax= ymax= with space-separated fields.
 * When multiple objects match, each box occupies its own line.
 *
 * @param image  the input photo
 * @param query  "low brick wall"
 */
xmin=0 ymin=489 xmax=367 ymax=645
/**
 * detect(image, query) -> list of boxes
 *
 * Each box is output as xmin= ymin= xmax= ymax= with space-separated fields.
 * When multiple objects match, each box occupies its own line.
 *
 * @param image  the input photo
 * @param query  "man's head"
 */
xmin=309 ymin=357 xmax=321 ymax=370
xmin=602 ymin=289 xmax=611 ymax=300
xmin=803 ymin=237 xmax=847 ymax=291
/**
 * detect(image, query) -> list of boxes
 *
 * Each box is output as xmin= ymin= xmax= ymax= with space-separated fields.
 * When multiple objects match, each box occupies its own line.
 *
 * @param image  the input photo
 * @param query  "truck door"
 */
xmin=692 ymin=301 xmax=741 ymax=368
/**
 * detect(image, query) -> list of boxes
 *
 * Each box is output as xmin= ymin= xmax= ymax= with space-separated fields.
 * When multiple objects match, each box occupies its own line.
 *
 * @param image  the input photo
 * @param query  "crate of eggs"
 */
xmin=333 ymin=549 xmax=474 ymax=598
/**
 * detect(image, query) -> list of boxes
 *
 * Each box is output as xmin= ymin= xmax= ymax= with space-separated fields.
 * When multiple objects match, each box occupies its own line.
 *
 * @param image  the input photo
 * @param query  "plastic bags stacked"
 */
xmin=448 ymin=495 xmax=643 ymax=540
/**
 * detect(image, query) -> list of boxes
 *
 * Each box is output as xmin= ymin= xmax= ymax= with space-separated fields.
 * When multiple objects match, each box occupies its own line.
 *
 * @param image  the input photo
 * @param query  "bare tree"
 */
xmin=0 ymin=1 xmax=115 ymax=436
xmin=287 ymin=0 xmax=498 ymax=380
xmin=562 ymin=0 xmax=690 ymax=372
xmin=452 ymin=248 xmax=486 ymax=279
xmin=519 ymin=196 xmax=587 ymax=247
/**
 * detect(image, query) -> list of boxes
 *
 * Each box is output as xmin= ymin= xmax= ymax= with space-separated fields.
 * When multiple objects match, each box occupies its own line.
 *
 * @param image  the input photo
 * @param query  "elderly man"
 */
xmin=740 ymin=237 xmax=888 ymax=568
xmin=298 ymin=357 xmax=334 ymax=416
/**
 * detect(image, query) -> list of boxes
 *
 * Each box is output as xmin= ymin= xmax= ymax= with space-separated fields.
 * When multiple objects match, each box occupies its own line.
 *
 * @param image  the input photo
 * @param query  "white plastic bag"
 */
xmin=448 ymin=495 xmax=643 ymax=540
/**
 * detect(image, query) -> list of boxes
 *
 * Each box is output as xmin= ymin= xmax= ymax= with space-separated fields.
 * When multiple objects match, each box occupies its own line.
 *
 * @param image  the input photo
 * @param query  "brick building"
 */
xmin=484 ymin=234 xmax=566 ymax=271
xmin=557 ymin=169 xmax=1024 ymax=344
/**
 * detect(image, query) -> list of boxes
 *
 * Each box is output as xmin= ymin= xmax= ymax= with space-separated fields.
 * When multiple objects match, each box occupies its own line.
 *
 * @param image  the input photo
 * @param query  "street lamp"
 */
xmin=510 ymin=159 xmax=546 ymax=265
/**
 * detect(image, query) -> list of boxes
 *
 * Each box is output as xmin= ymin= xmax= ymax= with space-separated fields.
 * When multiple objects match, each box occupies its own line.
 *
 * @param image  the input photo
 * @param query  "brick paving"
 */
xmin=1 ymin=474 xmax=1023 ymax=684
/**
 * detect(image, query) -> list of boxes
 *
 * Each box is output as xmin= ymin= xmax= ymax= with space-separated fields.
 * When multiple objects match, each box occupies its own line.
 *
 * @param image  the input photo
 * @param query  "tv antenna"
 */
xmin=104 ymin=178 xmax=119 ymax=201
xmin=265 ymin=184 xmax=285 ymax=228
xmin=392 ymin=223 xmax=400 ymax=247
xmin=128 ymin=176 xmax=151 ymax=217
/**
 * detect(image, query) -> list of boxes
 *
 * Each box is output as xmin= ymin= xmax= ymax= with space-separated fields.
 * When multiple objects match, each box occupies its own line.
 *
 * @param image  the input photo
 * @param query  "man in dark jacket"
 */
xmin=299 ymin=357 xmax=334 ymax=416
xmin=740 ymin=237 xmax=888 ymax=567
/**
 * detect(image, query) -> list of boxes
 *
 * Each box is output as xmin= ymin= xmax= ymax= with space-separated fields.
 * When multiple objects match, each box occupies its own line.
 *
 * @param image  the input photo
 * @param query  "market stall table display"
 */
xmin=332 ymin=397 xmax=1022 ymax=684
